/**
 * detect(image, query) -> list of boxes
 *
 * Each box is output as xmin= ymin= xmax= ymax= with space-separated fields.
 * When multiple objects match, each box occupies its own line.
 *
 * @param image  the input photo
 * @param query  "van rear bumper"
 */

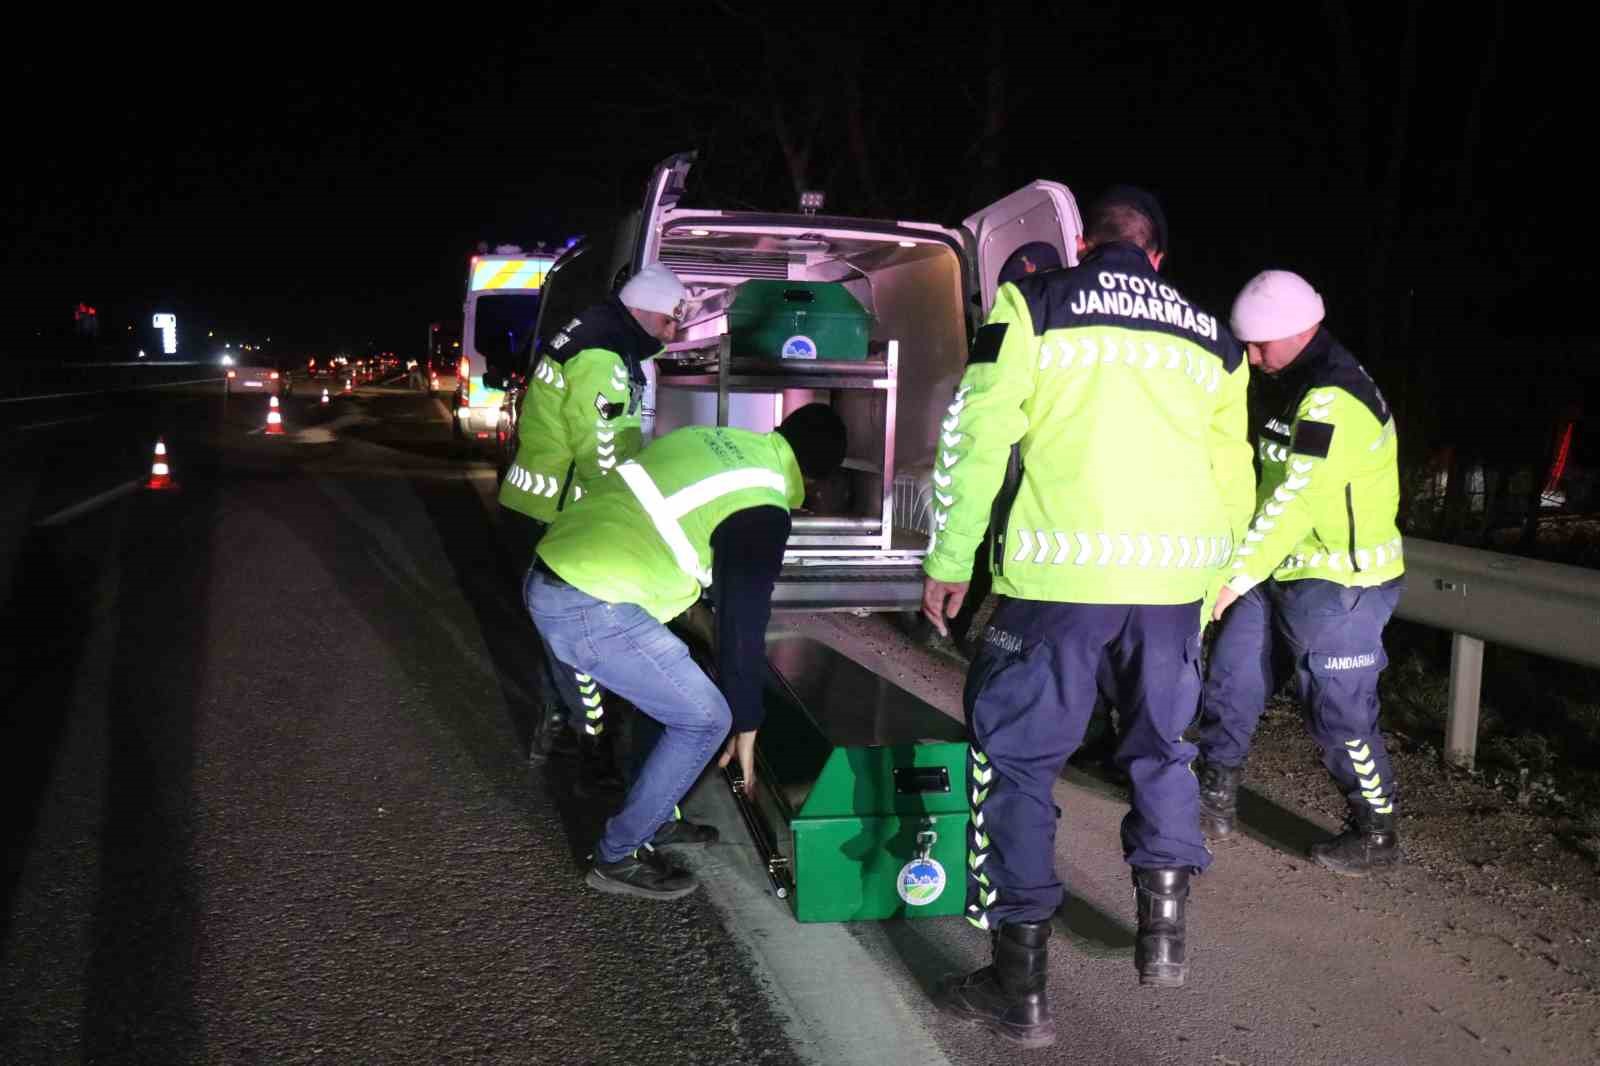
xmin=772 ymin=561 xmax=925 ymax=613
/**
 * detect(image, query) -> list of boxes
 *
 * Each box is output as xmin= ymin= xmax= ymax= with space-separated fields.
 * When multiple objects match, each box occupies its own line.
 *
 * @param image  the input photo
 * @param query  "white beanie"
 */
xmin=1230 ymin=270 xmax=1325 ymax=342
xmin=618 ymin=262 xmax=689 ymax=318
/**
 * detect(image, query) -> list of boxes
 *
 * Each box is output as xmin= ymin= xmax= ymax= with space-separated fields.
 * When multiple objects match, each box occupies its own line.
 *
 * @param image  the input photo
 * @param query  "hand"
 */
xmin=1212 ymin=584 xmax=1241 ymax=622
xmin=717 ymin=730 xmax=758 ymax=798
xmin=921 ymin=577 xmax=970 ymax=638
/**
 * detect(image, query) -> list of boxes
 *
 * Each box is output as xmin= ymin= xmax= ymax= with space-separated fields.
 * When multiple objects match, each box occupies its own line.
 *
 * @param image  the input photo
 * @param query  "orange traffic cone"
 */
xmin=265 ymin=394 xmax=285 ymax=436
xmin=344 ymin=378 xmax=353 ymax=394
xmin=145 ymin=437 xmax=178 ymax=491
xmin=320 ymin=387 xmax=330 ymax=405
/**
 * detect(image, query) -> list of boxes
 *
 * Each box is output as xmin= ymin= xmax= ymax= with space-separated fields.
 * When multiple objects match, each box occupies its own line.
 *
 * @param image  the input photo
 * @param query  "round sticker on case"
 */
xmin=896 ymin=856 xmax=947 ymax=906
xmin=780 ymin=334 xmax=818 ymax=359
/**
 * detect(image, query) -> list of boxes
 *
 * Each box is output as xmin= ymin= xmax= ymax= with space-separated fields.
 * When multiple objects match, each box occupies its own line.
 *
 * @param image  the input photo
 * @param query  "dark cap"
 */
xmin=1087 ymin=184 xmax=1169 ymax=253
xmin=776 ymin=403 xmax=847 ymax=479
xmin=997 ymin=241 xmax=1064 ymax=287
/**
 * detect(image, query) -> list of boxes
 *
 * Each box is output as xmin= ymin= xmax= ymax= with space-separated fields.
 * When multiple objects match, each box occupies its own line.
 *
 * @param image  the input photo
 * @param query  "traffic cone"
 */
xmin=320 ymin=387 xmax=330 ymax=405
xmin=344 ymin=378 xmax=353 ymax=394
xmin=265 ymin=394 xmax=284 ymax=436
xmin=145 ymin=436 xmax=178 ymax=491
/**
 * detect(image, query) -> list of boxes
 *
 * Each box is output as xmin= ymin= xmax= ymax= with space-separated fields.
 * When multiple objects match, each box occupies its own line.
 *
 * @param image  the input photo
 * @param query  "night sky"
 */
xmin=5 ymin=4 xmax=1591 ymax=402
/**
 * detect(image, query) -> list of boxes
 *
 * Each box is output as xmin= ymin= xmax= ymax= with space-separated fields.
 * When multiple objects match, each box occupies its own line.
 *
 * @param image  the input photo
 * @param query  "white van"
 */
xmin=495 ymin=152 xmax=1082 ymax=612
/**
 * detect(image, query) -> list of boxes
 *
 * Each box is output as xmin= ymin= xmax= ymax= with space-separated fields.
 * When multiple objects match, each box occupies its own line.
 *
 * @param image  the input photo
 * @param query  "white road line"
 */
xmin=0 ymin=377 xmax=225 ymax=404
xmin=14 ymin=413 xmax=102 ymax=431
xmin=34 ymin=480 xmax=141 ymax=528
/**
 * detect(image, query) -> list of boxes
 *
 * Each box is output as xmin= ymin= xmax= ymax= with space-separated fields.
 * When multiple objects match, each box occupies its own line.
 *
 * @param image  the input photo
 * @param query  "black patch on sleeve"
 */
xmin=1292 ymin=421 xmax=1335 ymax=458
xmin=594 ymin=392 xmax=624 ymax=420
xmin=968 ymin=323 xmax=1008 ymax=365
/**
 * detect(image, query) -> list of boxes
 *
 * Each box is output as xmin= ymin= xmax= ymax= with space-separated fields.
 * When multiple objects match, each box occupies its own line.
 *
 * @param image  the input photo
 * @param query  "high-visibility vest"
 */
xmin=537 ymin=425 xmax=804 ymax=623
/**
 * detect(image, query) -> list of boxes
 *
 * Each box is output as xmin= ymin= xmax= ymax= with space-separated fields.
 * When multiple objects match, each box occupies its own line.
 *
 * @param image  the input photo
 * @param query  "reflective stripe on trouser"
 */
xmin=962 ymin=598 xmax=1210 ymax=930
xmin=1198 ymin=577 xmax=1404 ymax=815
xmin=519 ymin=517 xmax=594 ymax=732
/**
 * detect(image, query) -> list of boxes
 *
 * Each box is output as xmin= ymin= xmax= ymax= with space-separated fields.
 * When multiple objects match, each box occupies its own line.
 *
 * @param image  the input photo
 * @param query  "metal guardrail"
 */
xmin=1396 ymin=537 xmax=1600 ymax=769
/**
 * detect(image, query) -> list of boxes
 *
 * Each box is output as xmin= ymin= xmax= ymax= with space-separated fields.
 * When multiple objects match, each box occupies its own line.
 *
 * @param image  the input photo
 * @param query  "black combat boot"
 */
xmin=529 ymin=706 xmax=579 ymax=762
xmin=1310 ymin=805 xmax=1400 ymax=877
xmin=1197 ymin=759 xmax=1242 ymax=839
xmin=1134 ymin=867 xmax=1190 ymax=987
xmin=937 ymin=920 xmax=1055 ymax=1048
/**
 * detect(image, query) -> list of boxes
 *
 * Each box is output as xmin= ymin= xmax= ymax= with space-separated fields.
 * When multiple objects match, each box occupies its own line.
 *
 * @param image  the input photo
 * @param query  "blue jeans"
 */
xmin=524 ymin=569 xmax=730 ymax=862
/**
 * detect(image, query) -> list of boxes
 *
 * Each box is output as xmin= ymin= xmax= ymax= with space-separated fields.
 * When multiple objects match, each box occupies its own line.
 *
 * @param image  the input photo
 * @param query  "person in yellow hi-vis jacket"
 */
xmin=920 ymin=187 xmax=1255 ymax=1046
xmin=1194 ymin=271 xmax=1406 ymax=879
xmin=500 ymin=264 xmax=695 ymax=806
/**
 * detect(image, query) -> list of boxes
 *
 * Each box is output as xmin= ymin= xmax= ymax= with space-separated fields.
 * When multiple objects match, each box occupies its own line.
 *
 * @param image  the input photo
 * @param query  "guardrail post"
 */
xmin=1444 ymin=633 xmax=1485 ymax=771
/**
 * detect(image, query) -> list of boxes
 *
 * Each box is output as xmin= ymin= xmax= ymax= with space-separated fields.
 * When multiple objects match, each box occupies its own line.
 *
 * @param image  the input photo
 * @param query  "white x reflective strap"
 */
xmin=617 ymin=462 xmax=788 ymax=587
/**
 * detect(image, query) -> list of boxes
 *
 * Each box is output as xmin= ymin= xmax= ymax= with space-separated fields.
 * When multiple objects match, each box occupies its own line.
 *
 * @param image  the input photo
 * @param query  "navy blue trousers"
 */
xmin=963 ymin=597 xmax=1209 ymax=929
xmin=1195 ymin=578 xmax=1404 ymax=817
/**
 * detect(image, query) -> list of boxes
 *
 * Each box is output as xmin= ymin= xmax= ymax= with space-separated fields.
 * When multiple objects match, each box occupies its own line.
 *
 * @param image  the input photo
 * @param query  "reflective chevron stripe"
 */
xmin=1011 ymin=529 xmax=1230 ymax=568
xmin=1344 ymin=739 xmax=1390 ymax=810
xmin=928 ymin=385 xmax=973 ymax=556
xmin=533 ymin=359 xmax=567 ymax=389
xmin=966 ymin=744 xmax=996 ymax=930
xmin=578 ymin=670 xmax=605 ymax=736
xmin=1036 ymin=334 xmax=1221 ymax=392
xmin=506 ymin=463 xmax=561 ymax=498
xmin=1274 ymin=537 xmax=1402 ymax=578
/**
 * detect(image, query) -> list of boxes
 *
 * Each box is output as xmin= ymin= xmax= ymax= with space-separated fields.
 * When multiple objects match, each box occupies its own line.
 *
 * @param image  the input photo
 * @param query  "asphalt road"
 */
xmin=2 ymin=379 xmax=1595 ymax=1065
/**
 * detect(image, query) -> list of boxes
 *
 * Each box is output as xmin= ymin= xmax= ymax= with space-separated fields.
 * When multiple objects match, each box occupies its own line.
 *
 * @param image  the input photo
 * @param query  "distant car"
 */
xmin=225 ymin=362 xmax=292 ymax=396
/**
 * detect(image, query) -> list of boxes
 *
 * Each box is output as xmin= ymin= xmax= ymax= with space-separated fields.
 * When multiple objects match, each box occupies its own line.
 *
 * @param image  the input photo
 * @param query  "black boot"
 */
xmin=1134 ymin=867 xmax=1189 ymax=987
xmin=573 ymin=730 xmax=626 ymax=799
xmin=529 ymin=706 xmax=578 ymax=762
xmin=937 ymin=920 xmax=1055 ymax=1048
xmin=1197 ymin=759 xmax=1242 ymax=839
xmin=1311 ymin=805 xmax=1400 ymax=877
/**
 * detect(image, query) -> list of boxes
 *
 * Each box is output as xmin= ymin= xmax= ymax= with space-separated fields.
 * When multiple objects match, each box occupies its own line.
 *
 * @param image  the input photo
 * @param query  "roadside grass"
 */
xmin=1380 ymin=621 xmax=1600 ymax=865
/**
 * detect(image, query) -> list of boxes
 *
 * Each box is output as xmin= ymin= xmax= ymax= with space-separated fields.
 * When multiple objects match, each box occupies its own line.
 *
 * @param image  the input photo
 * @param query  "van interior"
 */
xmin=648 ymin=221 xmax=971 ymax=543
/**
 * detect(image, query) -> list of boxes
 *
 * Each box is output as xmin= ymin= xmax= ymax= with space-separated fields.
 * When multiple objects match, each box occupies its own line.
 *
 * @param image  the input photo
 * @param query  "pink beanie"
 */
xmin=1230 ymin=270 xmax=1325 ymax=342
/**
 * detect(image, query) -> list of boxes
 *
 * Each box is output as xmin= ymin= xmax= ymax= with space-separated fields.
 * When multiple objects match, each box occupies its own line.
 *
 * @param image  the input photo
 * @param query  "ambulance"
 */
xmin=455 ymin=246 xmax=555 ymax=444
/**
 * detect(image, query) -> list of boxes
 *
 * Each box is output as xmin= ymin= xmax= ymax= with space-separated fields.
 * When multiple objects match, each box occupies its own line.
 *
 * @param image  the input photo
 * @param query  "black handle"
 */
xmin=893 ymin=766 xmax=951 ymax=794
xmin=783 ymin=289 xmax=817 ymax=304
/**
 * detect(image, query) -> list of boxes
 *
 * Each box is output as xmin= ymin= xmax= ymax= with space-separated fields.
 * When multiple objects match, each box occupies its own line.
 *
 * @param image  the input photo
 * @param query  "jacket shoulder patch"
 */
xmin=1292 ymin=421 xmax=1335 ymax=458
xmin=969 ymin=323 xmax=1008 ymax=365
xmin=594 ymin=392 xmax=624 ymax=420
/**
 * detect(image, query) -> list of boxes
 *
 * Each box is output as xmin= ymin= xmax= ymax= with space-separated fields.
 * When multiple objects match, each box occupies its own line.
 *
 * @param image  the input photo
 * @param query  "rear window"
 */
xmin=473 ymin=292 xmax=542 ymax=373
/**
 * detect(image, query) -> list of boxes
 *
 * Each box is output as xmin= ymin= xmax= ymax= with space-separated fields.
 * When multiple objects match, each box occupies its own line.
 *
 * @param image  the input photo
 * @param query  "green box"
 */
xmin=728 ymin=281 xmax=872 ymax=361
xmin=753 ymin=636 xmax=969 ymax=923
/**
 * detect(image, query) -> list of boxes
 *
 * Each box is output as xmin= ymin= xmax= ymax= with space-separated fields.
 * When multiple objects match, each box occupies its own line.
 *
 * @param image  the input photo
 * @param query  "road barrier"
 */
xmin=1395 ymin=537 xmax=1600 ymax=769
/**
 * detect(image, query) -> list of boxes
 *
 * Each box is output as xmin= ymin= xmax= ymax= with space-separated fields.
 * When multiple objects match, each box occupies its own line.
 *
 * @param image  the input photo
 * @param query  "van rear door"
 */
xmin=961 ymin=182 xmax=1082 ymax=316
xmin=633 ymin=151 xmax=697 ymax=272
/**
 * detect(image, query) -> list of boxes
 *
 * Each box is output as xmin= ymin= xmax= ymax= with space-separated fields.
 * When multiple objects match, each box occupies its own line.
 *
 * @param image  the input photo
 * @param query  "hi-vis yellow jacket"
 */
xmin=922 ymin=242 xmax=1255 ymax=606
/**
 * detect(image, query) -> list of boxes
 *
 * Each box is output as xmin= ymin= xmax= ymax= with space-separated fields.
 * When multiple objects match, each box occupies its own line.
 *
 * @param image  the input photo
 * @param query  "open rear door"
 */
xmin=961 ymin=182 xmax=1082 ymax=316
xmin=632 ymin=151 xmax=698 ymax=272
